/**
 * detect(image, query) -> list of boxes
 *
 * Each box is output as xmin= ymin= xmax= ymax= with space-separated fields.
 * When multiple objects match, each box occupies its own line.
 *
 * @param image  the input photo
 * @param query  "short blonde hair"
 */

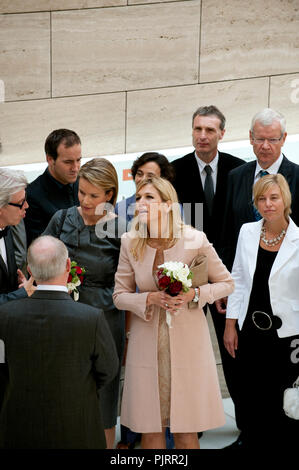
xmin=78 ymin=158 xmax=118 ymax=206
xmin=253 ymin=173 xmax=291 ymax=219
xmin=129 ymin=177 xmax=184 ymax=260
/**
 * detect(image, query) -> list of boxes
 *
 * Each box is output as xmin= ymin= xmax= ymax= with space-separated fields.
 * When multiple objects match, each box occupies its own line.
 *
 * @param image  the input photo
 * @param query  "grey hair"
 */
xmin=27 ymin=235 xmax=68 ymax=282
xmin=192 ymin=105 xmax=226 ymax=130
xmin=0 ymin=168 xmax=28 ymax=208
xmin=251 ymin=108 xmax=286 ymax=134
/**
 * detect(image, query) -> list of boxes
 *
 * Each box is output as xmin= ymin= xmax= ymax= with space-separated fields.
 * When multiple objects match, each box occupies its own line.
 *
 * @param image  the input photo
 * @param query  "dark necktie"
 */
xmin=204 ymin=165 xmax=214 ymax=216
xmin=253 ymin=170 xmax=269 ymax=220
xmin=0 ymin=227 xmax=8 ymax=239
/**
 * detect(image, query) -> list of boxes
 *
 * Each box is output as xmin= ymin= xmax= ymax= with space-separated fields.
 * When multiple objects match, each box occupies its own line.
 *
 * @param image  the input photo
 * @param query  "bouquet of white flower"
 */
xmin=156 ymin=261 xmax=193 ymax=327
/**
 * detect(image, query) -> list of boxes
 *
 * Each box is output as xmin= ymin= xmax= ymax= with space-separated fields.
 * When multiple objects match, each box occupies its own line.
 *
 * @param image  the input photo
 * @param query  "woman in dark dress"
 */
xmin=225 ymin=174 xmax=299 ymax=449
xmin=44 ymin=158 xmax=126 ymax=448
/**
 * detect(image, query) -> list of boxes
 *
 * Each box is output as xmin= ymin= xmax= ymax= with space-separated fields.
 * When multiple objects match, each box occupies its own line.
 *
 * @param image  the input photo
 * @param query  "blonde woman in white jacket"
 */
xmin=224 ymin=173 xmax=299 ymax=450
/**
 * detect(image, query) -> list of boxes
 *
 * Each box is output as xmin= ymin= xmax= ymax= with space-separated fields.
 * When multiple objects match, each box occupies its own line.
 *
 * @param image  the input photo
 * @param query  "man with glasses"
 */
xmin=220 ymin=108 xmax=299 ymax=448
xmin=0 ymin=168 xmax=35 ymax=411
xmin=0 ymin=168 xmax=34 ymax=305
xmin=221 ymin=108 xmax=299 ymax=273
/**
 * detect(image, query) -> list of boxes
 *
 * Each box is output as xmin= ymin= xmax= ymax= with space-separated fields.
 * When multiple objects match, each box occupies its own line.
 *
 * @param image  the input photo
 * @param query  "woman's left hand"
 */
xmin=164 ymin=288 xmax=196 ymax=314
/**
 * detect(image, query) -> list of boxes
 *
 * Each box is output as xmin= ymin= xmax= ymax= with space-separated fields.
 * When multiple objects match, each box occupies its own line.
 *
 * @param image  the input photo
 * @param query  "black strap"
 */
xmin=58 ymin=209 xmax=68 ymax=237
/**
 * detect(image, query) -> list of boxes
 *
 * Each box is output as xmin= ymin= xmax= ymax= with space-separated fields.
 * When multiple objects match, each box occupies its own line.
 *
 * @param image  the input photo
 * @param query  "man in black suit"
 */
xmin=221 ymin=108 xmax=299 ymax=272
xmin=0 ymin=235 xmax=118 ymax=449
xmin=24 ymin=129 xmax=82 ymax=246
xmin=0 ymin=168 xmax=34 ymax=305
xmin=172 ymin=105 xmax=245 ymax=431
xmin=0 ymin=168 xmax=35 ymax=411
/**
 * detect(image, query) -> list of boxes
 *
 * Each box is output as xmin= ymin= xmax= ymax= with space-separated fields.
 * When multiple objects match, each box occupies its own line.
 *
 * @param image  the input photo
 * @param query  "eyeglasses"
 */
xmin=252 ymin=136 xmax=283 ymax=145
xmin=8 ymin=197 xmax=27 ymax=209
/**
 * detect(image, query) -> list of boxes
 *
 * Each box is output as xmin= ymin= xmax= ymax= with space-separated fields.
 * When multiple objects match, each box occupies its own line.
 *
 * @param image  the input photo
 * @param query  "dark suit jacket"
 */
xmin=0 ymin=228 xmax=27 ymax=410
xmin=221 ymin=155 xmax=299 ymax=271
xmin=24 ymin=169 xmax=79 ymax=246
xmin=0 ymin=290 xmax=119 ymax=449
xmin=172 ymin=151 xmax=245 ymax=253
xmin=0 ymin=228 xmax=27 ymax=305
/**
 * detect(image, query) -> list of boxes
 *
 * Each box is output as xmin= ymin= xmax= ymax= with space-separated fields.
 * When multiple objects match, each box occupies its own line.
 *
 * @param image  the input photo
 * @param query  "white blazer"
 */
xmin=226 ymin=217 xmax=299 ymax=338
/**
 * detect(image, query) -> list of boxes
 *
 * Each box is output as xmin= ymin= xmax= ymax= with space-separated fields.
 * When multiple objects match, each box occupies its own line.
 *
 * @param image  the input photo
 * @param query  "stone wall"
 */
xmin=0 ymin=0 xmax=298 ymax=166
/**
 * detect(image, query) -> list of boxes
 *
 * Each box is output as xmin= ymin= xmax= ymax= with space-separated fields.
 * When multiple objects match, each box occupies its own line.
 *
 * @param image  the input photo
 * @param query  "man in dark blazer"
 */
xmin=0 ymin=168 xmax=35 ymax=412
xmin=0 ymin=235 xmax=118 ymax=449
xmin=0 ymin=168 xmax=34 ymax=305
xmin=221 ymin=108 xmax=299 ymax=272
xmin=172 ymin=105 xmax=245 ymax=432
xmin=24 ymin=129 xmax=82 ymax=246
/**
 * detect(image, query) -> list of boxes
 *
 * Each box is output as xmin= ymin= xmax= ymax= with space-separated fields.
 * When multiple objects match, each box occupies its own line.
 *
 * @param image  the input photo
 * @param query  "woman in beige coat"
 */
xmin=113 ymin=177 xmax=234 ymax=449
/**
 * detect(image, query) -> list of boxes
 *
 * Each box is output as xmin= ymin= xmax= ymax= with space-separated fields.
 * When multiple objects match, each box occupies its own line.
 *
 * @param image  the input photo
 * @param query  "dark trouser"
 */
xmin=204 ymin=303 xmax=243 ymax=430
xmin=238 ymin=317 xmax=299 ymax=448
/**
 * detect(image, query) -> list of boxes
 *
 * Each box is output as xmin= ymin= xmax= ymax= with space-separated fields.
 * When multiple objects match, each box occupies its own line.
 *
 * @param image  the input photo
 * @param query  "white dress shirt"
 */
xmin=0 ymin=236 xmax=7 ymax=268
xmin=36 ymin=285 xmax=68 ymax=293
xmin=253 ymin=153 xmax=283 ymax=188
xmin=194 ymin=151 xmax=219 ymax=192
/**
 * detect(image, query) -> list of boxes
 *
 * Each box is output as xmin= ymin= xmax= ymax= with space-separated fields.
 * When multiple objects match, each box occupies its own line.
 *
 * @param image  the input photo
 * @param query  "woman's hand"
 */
xmin=223 ymin=319 xmax=238 ymax=358
xmin=147 ymin=289 xmax=196 ymax=314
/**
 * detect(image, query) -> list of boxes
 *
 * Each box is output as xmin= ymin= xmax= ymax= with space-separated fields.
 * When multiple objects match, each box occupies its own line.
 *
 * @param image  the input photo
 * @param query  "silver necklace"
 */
xmin=260 ymin=226 xmax=286 ymax=246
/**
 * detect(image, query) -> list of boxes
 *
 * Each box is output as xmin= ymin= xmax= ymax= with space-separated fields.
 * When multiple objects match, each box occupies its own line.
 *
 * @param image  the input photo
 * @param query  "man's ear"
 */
xmin=46 ymin=154 xmax=54 ymax=168
xmin=66 ymin=257 xmax=71 ymax=272
xmin=27 ymin=265 xmax=32 ymax=277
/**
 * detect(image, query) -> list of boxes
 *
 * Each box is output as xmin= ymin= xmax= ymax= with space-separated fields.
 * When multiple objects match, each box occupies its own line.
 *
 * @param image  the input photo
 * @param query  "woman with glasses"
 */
xmin=224 ymin=174 xmax=299 ymax=449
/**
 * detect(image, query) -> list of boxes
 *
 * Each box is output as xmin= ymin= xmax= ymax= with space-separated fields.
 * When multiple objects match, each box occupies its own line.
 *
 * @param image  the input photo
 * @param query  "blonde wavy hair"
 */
xmin=129 ymin=177 xmax=184 ymax=260
xmin=253 ymin=173 xmax=291 ymax=220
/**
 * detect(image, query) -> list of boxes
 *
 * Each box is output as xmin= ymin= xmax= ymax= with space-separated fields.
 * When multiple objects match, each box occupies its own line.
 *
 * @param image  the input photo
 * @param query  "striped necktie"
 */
xmin=253 ymin=170 xmax=269 ymax=220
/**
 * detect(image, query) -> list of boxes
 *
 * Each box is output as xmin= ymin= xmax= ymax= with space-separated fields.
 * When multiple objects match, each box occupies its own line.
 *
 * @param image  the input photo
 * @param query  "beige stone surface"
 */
xmin=270 ymin=74 xmax=299 ymax=136
xmin=0 ymin=93 xmax=126 ymax=166
xmin=126 ymin=77 xmax=269 ymax=153
xmin=51 ymin=1 xmax=200 ymax=97
xmin=128 ymin=0 xmax=182 ymax=3
xmin=0 ymin=13 xmax=50 ymax=101
xmin=200 ymin=0 xmax=299 ymax=82
xmin=0 ymin=0 xmax=126 ymax=14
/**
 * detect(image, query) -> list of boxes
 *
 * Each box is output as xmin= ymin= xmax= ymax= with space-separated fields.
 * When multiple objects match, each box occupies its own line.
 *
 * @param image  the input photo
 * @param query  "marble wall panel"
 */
xmin=200 ymin=0 xmax=299 ymax=82
xmin=126 ymin=77 xmax=269 ymax=153
xmin=0 ymin=13 xmax=50 ymax=101
xmin=270 ymin=74 xmax=299 ymax=136
xmin=128 ymin=0 xmax=182 ymax=4
xmin=0 ymin=93 xmax=126 ymax=166
xmin=51 ymin=1 xmax=200 ymax=96
xmin=0 ymin=1 xmax=126 ymax=14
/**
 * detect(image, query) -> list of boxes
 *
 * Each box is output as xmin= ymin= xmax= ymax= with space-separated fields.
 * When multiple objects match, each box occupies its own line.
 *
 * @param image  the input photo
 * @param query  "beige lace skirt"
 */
xmin=157 ymin=307 xmax=171 ymax=428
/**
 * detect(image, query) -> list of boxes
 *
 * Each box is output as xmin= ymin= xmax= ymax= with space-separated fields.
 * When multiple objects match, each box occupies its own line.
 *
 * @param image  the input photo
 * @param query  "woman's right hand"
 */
xmin=146 ymin=291 xmax=183 ymax=313
xmin=224 ymin=319 xmax=238 ymax=358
